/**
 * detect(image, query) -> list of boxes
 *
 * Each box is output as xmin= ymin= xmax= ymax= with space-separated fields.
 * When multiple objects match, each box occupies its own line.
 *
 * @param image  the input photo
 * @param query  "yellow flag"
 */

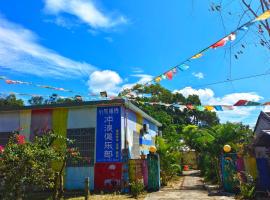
xmin=192 ymin=53 xmax=202 ymax=59
xmin=204 ymin=106 xmax=214 ymax=111
xmin=256 ymin=10 xmax=270 ymax=21
xmin=155 ymin=77 xmax=162 ymax=83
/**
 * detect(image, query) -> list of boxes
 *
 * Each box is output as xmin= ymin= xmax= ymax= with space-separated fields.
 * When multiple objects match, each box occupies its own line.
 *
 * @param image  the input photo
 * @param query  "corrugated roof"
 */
xmin=254 ymin=111 xmax=270 ymax=134
xmin=265 ymin=112 xmax=270 ymax=117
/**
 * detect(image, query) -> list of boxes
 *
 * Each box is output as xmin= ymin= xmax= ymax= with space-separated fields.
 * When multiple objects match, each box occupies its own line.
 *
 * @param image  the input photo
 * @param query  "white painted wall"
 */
xmin=0 ymin=111 xmax=20 ymax=132
xmin=67 ymin=107 xmax=96 ymax=129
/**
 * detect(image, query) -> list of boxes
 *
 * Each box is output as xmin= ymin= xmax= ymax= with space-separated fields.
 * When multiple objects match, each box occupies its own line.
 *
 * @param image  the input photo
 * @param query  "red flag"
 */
xmin=211 ymin=38 xmax=227 ymax=48
xmin=186 ymin=104 xmax=194 ymax=110
xmin=234 ymin=100 xmax=248 ymax=106
xmin=5 ymin=80 xmax=15 ymax=84
xmin=166 ymin=71 xmax=173 ymax=80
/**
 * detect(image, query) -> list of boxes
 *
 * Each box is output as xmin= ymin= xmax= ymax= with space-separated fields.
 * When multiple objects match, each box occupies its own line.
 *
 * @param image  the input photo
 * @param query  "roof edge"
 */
xmin=254 ymin=111 xmax=270 ymax=133
xmin=0 ymin=98 xmax=125 ymax=111
xmin=0 ymin=98 xmax=162 ymax=127
xmin=124 ymin=100 xmax=162 ymax=127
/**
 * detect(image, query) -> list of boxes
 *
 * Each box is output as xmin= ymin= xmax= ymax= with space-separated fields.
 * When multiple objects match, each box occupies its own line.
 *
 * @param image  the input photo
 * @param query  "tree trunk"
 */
xmin=15 ymin=185 xmax=23 ymax=200
xmin=213 ymin=157 xmax=222 ymax=185
xmin=53 ymin=172 xmax=59 ymax=200
xmin=58 ymin=158 xmax=67 ymax=199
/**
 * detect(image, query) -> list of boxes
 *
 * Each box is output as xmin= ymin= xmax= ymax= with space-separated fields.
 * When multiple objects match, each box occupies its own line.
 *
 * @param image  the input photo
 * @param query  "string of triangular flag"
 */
xmin=0 ymin=76 xmax=117 ymax=99
xmin=133 ymin=99 xmax=270 ymax=112
xmin=133 ymin=10 xmax=270 ymax=89
xmin=0 ymin=76 xmax=74 ymax=93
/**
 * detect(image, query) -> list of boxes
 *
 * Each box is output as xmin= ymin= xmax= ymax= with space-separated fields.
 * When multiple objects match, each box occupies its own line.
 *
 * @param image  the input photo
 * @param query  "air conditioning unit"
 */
xmin=143 ymin=124 xmax=149 ymax=133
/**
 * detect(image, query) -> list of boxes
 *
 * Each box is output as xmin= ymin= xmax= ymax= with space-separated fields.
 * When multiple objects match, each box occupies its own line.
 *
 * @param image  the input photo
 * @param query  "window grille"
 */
xmin=67 ymin=128 xmax=95 ymax=167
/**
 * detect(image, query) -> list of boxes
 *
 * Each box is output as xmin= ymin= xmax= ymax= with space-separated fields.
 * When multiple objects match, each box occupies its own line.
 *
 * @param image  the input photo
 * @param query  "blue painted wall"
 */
xmin=65 ymin=167 xmax=94 ymax=190
xmin=124 ymin=109 xmax=159 ymax=157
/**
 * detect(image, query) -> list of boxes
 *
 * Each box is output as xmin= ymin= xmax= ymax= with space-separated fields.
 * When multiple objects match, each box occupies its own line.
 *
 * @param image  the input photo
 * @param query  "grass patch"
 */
xmin=25 ymin=191 xmax=146 ymax=200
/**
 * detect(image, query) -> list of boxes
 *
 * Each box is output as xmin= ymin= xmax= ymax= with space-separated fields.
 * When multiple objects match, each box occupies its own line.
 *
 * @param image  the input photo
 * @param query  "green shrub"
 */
xmin=0 ymin=132 xmax=80 ymax=200
xmin=235 ymin=172 xmax=255 ymax=200
xmin=130 ymin=180 xmax=144 ymax=199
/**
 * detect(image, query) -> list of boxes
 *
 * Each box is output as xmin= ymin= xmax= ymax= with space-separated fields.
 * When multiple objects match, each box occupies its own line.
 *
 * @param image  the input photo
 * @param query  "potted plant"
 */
xmin=140 ymin=151 xmax=146 ymax=159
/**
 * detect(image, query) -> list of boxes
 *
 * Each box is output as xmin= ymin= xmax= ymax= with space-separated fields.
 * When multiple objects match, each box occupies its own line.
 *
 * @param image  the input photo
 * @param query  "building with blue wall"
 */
xmin=0 ymin=98 xmax=161 ymax=191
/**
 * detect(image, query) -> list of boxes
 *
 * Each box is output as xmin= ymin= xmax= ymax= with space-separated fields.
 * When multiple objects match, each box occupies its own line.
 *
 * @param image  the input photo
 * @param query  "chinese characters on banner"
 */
xmin=96 ymin=106 xmax=121 ymax=162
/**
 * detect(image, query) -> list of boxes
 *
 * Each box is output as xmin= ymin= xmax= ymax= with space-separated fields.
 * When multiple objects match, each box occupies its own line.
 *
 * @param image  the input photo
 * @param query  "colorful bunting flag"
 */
xmin=226 ymin=33 xmax=236 ymax=41
xmin=196 ymin=105 xmax=205 ymax=111
xmin=5 ymin=80 xmax=30 ymax=85
xmin=234 ymin=100 xmax=248 ymax=106
xmin=192 ymin=53 xmax=203 ymax=59
xmin=221 ymin=105 xmax=234 ymax=110
xmin=240 ymin=21 xmax=255 ymax=31
xmin=214 ymin=105 xmax=223 ymax=111
xmin=128 ymin=14 xmax=267 ymax=90
xmin=5 ymin=80 xmax=16 ymax=84
xmin=179 ymin=64 xmax=189 ymax=71
xmin=245 ymin=101 xmax=261 ymax=106
xmin=186 ymin=104 xmax=194 ymax=110
xmin=240 ymin=26 xmax=249 ymax=31
xmin=172 ymin=68 xmax=178 ymax=74
xmin=130 ymin=99 xmax=268 ymax=112
xmin=155 ymin=77 xmax=162 ymax=83
xmin=211 ymin=38 xmax=227 ymax=49
xmin=255 ymin=10 xmax=270 ymax=21
xmin=211 ymin=33 xmax=236 ymax=49
xmin=205 ymin=106 xmax=214 ymax=111
xmin=166 ymin=71 xmax=173 ymax=80
xmin=3 ymin=78 xmax=73 ymax=93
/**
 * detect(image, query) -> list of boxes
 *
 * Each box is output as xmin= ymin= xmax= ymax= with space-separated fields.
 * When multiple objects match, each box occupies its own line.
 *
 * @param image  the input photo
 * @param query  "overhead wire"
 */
xmin=193 ymin=71 xmax=270 ymax=88
xmin=134 ymin=13 xmax=259 ymax=89
xmin=217 ymin=0 xmax=235 ymax=92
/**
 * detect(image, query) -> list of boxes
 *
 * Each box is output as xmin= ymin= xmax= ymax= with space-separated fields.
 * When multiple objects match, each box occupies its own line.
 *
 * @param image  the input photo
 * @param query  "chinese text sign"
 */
xmin=96 ymin=106 xmax=121 ymax=162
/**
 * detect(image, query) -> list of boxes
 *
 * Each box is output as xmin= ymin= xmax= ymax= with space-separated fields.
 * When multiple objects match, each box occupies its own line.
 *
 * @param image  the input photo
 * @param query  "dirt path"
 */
xmin=145 ymin=170 xmax=235 ymax=200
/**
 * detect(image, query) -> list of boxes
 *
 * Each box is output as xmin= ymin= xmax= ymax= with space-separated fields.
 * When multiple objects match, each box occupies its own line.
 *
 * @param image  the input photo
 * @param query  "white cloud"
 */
xmin=87 ymin=70 xmax=123 ymax=95
xmin=174 ymin=86 xmax=263 ymax=126
xmin=192 ymin=72 xmax=204 ymax=79
xmin=217 ymin=107 xmax=261 ymax=128
xmin=174 ymin=87 xmax=262 ymax=105
xmin=131 ymin=74 xmax=153 ymax=83
xmin=121 ymin=74 xmax=153 ymax=90
xmin=87 ymin=71 xmax=153 ymax=95
xmin=44 ymin=0 xmax=127 ymax=29
xmin=44 ymin=16 xmax=79 ymax=29
xmin=0 ymin=16 xmax=95 ymax=77
xmin=174 ymin=87 xmax=214 ymax=104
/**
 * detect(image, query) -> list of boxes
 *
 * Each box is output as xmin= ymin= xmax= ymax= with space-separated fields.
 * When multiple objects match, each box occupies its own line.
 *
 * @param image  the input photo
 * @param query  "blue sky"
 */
xmin=0 ymin=0 xmax=269 ymax=127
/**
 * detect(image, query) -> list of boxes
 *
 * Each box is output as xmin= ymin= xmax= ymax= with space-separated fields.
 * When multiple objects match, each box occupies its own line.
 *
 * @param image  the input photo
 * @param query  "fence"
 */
xmin=220 ymin=153 xmax=270 ymax=193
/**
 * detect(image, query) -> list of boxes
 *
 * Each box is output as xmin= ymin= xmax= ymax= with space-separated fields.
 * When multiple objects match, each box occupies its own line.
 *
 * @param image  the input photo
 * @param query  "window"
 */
xmin=67 ymin=128 xmax=95 ymax=167
xmin=131 ymin=131 xmax=140 ymax=159
xmin=0 ymin=132 xmax=14 ymax=146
